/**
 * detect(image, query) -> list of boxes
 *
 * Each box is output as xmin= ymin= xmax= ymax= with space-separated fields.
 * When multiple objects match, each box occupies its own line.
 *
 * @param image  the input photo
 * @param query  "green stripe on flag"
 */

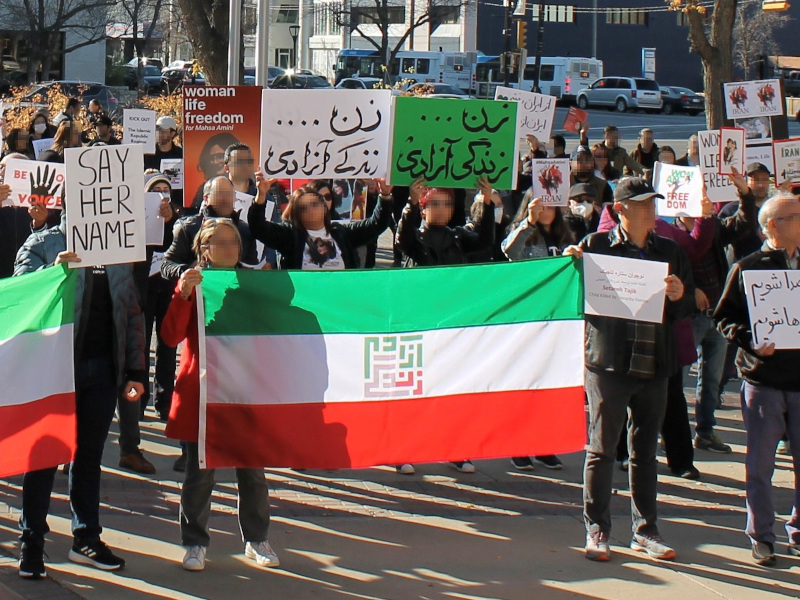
xmin=202 ymin=256 xmax=583 ymax=336
xmin=0 ymin=266 xmax=76 ymax=341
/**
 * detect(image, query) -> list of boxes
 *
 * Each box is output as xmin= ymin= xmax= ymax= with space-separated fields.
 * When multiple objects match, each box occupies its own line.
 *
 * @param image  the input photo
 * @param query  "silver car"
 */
xmin=576 ymin=76 xmax=663 ymax=113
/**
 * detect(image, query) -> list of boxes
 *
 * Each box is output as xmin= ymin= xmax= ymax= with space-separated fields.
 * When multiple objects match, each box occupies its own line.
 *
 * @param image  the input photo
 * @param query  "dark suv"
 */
xmin=22 ymin=81 xmax=120 ymax=116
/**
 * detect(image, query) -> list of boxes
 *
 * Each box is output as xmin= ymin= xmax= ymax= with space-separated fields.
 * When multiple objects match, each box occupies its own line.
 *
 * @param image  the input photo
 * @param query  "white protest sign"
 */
xmin=583 ymin=254 xmax=668 ymax=324
xmin=746 ymin=144 xmax=774 ymax=170
xmin=122 ymin=109 xmax=157 ymax=153
xmin=773 ymin=138 xmax=800 ymax=185
xmin=494 ymin=86 xmax=556 ymax=140
xmin=260 ymin=89 xmax=392 ymax=179
xmin=3 ymin=158 xmax=65 ymax=210
xmin=149 ymin=251 xmax=165 ymax=278
xmin=31 ymin=138 xmax=53 ymax=160
xmin=64 ymin=144 xmax=146 ymax=267
xmin=160 ymin=158 xmax=183 ymax=189
xmin=530 ymin=158 xmax=570 ymax=205
xmin=234 ymin=191 xmax=271 ymax=266
xmin=743 ymin=270 xmax=800 ymax=349
xmin=724 ymin=79 xmax=784 ymax=119
xmin=652 ymin=162 xmax=704 ymax=217
xmin=0 ymin=102 xmax=5 ymax=153
xmin=719 ymin=127 xmax=745 ymax=176
xmin=145 ymin=192 xmax=165 ymax=246
xmin=698 ymin=130 xmax=737 ymax=203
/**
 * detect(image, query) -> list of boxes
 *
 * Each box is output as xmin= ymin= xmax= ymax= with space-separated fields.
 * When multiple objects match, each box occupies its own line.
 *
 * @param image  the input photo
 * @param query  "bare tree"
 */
xmin=733 ymin=0 xmax=789 ymax=79
xmin=5 ymin=0 xmax=114 ymax=82
xmin=173 ymin=0 xmax=230 ymax=85
xmin=334 ymin=0 xmax=470 ymax=66
xmin=669 ymin=0 xmax=738 ymax=129
xmin=116 ymin=0 xmax=164 ymax=92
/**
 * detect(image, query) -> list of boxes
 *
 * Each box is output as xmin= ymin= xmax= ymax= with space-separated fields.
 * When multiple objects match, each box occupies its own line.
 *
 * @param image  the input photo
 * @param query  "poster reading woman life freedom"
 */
xmin=391 ymin=96 xmax=519 ymax=189
xmin=698 ymin=130 xmax=736 ymax=203
xmin=182 ymin=86 xmax=263 ymax=209
xmin=260 ymin=89 xmax=393 ymax=180
xmin=723 ymin=79 xmax=784 ymax=119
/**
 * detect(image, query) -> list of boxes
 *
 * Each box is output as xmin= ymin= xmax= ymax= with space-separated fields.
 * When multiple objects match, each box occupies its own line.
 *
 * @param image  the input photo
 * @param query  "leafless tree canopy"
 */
xmin=733 ymin=0 xmax=790 ymax=79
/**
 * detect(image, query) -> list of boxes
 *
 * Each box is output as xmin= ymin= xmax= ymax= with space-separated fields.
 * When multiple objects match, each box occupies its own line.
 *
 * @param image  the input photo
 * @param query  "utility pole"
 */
xmin=502 ymin=0 xmax=512 ymax=86
xmin=227 ymin=0 xmax=242 ymax=85
xmin=531 ymin=0 xmax=545 ymax=93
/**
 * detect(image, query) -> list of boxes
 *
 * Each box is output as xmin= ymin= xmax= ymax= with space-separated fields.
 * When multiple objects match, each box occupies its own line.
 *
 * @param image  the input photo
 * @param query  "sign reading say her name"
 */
xmin=391 ymin=96 xmax=518 ymax=188
xmin=698 ymin=130 xmax=737 ymax=203
xmin=494 ymin=86 xmax=556 ymax=139
xmin=652 ymin=162 xmax=704 ymax=218
xmin=64 ymin=144 xmax=145 ymax=267
xmin=530 ymin=158 xmax=569 ymax=205
xmin=724 ymin=79 xmax=784 ymax=119
xmin=3 ymin=158 xmax=65 ymax=210
xmin=260 ymin=89 xmax=392 ymax=179
xmin=743 ymin=270 xmax=800 ymax=349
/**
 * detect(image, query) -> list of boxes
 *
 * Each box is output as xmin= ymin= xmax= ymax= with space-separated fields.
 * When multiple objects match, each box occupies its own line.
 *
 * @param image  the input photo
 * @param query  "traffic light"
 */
xmin=517 ymin=20 xmax=528 ymax=50
xmin=762 ymin=0 xmax=790 ymax=10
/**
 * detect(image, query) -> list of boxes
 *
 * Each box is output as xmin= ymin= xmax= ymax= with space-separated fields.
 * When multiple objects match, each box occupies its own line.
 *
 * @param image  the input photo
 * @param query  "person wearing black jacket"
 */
xmin=714 ymin=193 xmax=800 ymax=567
xmin=565 ymin=177 xmax=695 ymax=562
xmin=161 ymin=176 xmax=257 ymax=281
xmin=247 ymin=176 xmax=394 ymax=270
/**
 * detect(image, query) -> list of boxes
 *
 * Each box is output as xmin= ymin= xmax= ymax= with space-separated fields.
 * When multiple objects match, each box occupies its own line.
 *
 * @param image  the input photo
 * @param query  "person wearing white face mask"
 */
xmin=563 ymin=183 xmax=600 ymax=241
xmin=27 ymin=113 xmax=56 ymax=145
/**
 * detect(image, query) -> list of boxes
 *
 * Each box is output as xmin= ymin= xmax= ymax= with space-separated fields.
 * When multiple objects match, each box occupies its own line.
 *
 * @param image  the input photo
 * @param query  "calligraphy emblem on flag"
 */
xmin=364 ymin=334 xmax=423 ymax=398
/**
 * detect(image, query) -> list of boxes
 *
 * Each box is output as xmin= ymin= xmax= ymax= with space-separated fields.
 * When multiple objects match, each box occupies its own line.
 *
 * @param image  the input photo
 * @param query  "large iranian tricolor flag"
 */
xmin=0 ymin=266 xmax=77 ymax=477
xmin=198 ymin=257 xmax=585 ymax=469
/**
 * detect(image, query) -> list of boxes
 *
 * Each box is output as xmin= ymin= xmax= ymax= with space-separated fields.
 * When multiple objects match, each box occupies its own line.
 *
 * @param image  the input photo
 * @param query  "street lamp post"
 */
xmin=289 ymin=24 xmax=300 ymax=71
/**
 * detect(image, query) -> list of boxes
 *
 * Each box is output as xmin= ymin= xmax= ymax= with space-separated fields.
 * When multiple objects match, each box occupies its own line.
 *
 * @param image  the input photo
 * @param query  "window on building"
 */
xmin=606 ymin=8 xmax=648 ymax=25
xmin=313 ymin=1 xmax=341 ymax=36
xmin=429 ymin=5 xmax=461 ymax=26
xmin=275 ymin=48 xmax=292 ymax=69
xmin=276 ymin=5 xmax=299 ymax=24
xmin=352 ymin=6 xmax=405 ymax=25
xmin=530 ymin=4 xmax=575 ymax=23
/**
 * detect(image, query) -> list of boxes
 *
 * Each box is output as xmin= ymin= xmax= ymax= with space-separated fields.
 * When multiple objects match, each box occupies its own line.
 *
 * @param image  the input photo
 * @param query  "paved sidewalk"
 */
xmin=0 ymin=384 xmax=798 ymax=599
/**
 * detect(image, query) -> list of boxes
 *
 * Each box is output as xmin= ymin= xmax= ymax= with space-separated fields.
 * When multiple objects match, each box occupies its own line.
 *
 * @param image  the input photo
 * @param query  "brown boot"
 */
xmin=119 ymin=449 xmax=156 ymax=474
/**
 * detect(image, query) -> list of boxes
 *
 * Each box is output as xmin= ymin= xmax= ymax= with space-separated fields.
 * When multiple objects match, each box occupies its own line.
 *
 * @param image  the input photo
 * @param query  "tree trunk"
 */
xmin=175 ymin=0 xmax=230 ymax=85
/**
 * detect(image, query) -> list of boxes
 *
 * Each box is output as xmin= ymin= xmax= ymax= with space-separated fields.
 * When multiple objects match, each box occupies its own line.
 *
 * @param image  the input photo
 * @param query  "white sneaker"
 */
xmin=182 ymin=545 xmax=206 ymax=571
xmin=451 ymin=460 xmax=475 ymax=473
xmin=396 ymin=463 xmax=415 ymax=475
xmin=245 ymin=541 xmax=280 ymax=568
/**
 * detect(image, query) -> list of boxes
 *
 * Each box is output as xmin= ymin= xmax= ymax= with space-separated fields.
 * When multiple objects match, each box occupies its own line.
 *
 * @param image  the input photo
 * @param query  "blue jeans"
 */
xmin=692 ymin=313 xmax=727 ymax=436
xmin=20 ymin=357 xmax=119 ymax=542
xmin=583 ymin=369 xmax=668 ymax=536
xmin=741 ymin=381 xmax=800 ymax=545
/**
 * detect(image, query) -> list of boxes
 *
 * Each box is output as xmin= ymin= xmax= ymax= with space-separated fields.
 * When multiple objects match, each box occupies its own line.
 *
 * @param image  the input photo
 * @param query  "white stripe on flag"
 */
xmin=205 ymin=320 xmax=583 ymax=406
xmin=0 ymin=325 xmax=74 ymax=407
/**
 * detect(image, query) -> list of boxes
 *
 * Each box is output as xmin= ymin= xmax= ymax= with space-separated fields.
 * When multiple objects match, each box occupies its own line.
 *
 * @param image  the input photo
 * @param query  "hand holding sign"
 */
xmin=54 ymin=251 xmax=81 ymax=266
xmin=527 ymin=196 xmax=544 ymax=224
xmin=728 ymin=165 xmax=748 ymax=194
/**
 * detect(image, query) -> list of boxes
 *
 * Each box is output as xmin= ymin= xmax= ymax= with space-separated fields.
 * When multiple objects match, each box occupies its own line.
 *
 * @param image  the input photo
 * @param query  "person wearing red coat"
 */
xmin=160 ymin=217 xmax=279 ymax=572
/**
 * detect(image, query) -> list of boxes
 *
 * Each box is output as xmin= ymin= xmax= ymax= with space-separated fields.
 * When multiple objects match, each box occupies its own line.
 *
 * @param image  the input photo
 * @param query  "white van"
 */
xmin=391 ymin=51 xmax=480 ymax=94
xmin=518 ymin=57 xmax=603 ymax=103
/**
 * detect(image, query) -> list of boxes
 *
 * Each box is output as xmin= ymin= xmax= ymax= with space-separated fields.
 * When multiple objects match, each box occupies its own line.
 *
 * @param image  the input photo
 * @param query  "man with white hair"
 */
xmin=714 ymin=191 xmax=800 ymax=566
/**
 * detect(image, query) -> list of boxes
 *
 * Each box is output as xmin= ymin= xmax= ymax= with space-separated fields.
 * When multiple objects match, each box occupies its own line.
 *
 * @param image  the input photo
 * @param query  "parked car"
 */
xmin=22 ymin=81 xmax=120 ymax=116
xmin=161 ymin=68 xmax=206 ymax=93
xmin=162 ymin=59 xmax=196 ymax=73
xmin=123 ymin=64 xmax=164 ymax=94
xmin=576 ymin=76 xmax=663 ymax=112
xmin=126 ymin=56 xmax=164 ymax=71
xmin=784 ymin=71 xmax=800 ymax=97
xmin=405 ymin=82 xmax=470 ymax=99
xmin=269 ymin=74 xmax=333 ymax=89
xmin=659 ymin=86 xmax=704 ymax=115
xmin=335 ymin=77 xmax=382 ymax=90
xmin=244 ymin=66 xmax=286 ymax=87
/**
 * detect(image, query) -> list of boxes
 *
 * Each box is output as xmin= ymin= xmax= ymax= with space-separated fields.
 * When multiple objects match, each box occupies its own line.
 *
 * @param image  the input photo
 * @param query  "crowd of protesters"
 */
xmin=1 ymin=96 xmax=799 ymax=578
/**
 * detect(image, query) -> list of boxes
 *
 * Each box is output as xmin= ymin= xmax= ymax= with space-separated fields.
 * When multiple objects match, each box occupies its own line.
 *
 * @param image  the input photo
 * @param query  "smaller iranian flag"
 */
xmin=199 ymin=258 xmax=586 ymax=470
xmin=0 ymin=266 xmax=77 ymax=477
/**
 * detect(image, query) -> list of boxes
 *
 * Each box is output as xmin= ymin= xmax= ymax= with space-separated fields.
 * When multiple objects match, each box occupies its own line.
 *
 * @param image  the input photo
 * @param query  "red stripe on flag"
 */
xmin=204 ymin=387 xmax=586 ymax=469
xmin=0 ymin=393 xmax=76 ymax=478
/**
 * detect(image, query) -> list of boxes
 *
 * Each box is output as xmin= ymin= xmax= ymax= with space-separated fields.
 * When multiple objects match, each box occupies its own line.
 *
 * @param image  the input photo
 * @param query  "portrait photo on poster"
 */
xmin=719 ymin=127 xmax=745 ymax=176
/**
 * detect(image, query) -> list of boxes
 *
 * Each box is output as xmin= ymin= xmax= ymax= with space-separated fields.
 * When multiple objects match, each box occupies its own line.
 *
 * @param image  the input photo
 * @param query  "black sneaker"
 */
xmin=511 ymin=456 xmax=534 ymax=471
xmin=69 ymin=539 xmax=125 ymax=571
xmin=533 ymin=455 xmax=563 ymax=470
xmin=19 ymin=539 xmax=46 ymax=579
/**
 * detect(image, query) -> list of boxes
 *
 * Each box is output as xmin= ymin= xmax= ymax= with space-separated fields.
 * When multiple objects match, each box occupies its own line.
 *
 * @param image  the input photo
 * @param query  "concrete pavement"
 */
xmin=0 ymin=384 xmax=798 ymax=599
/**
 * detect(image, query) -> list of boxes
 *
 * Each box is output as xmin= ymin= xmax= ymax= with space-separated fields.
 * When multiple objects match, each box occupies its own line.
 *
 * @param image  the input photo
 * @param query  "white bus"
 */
xmin=390 ymin=51 xmax=480 ymax=94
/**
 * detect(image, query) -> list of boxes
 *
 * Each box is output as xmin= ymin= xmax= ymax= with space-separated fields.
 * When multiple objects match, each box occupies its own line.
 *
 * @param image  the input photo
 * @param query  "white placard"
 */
xmin=698 ymin=130 xmax=737 ymax=203
xmin=719 ymin=127 xmax=745 ymax=176
xmin=234 ymin=191 xmax=271 ymax=266
xmin=160 ymin=158 xmax=183 ymax=189
xmin=122 ymin=109 xmax=157 ymax=153
xmin=145 ymin=192 xmax=165 ymax=246
xmin=743 ymin=270 xmax=800 ymax=349
xmin=3 ymin=158 xmax=65 ymax=210
xmin=724 ymin=79 xmax=784 ymax=119
xmin=31 ymin=138 xmax=53 ymax=160
xmin=652 ymin=162 xmax=704 ymax=218
xmin=530 ymin=158 xmax=570 ymax=205
xmin=773 ymin=138 xmax=800 ymax=185
xmin=149 ymin=251 xmax=164 ymax=278
xmin=260 ymin=89 xmax=392 ymax=179
xmin=64 ymin=144 xmax=146 ymax=267
xmin=583 ymin=254 xmax=668 ymax=324
xmin=494 ymin=86 xmax=556 ymax=141
xmin=745 ymin=143 xmax=774 ymax=171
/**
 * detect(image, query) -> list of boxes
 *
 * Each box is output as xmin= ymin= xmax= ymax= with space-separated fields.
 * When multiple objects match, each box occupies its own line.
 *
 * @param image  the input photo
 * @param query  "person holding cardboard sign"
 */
xmin=563 ymin=177 xmax=695 ymax=562
xmin=714 ymin=192 xmax=800 ymax=567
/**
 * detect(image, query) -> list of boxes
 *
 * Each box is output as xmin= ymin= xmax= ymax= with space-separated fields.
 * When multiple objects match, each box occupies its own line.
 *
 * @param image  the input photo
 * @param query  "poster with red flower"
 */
xmin=723 ymin=79 xmax=784 ymax=119
xmin=531 ymin=159 xmax=570 ymax=206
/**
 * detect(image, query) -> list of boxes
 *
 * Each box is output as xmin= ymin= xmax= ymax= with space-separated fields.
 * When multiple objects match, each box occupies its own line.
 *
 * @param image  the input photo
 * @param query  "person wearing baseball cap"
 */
xmin=570 ymin=144 xmax=612 ymax=205
xmin=144 ymin=115 xmax=183 ymax=172
xmin=88 ymin=114 xmax=120 ymax=146
xmin=563 ymin=176 xmax=695 ymax=562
